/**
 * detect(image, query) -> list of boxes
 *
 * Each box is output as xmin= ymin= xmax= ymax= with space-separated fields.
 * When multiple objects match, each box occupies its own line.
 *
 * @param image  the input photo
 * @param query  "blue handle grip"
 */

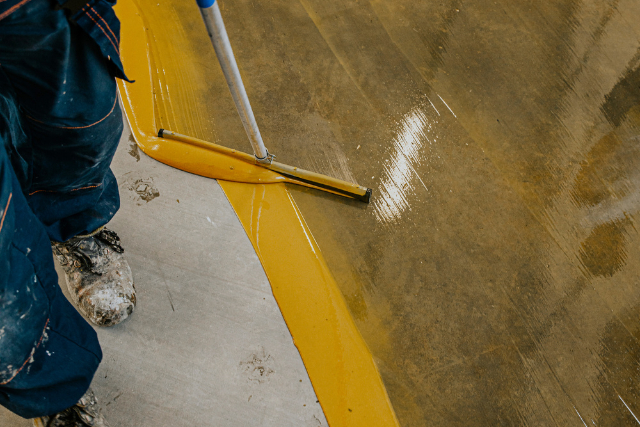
xmin=196 ymin=0 xmax=215 ymax=8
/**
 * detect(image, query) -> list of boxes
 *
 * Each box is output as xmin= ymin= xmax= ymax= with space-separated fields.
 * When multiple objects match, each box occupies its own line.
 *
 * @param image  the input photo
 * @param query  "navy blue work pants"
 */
xmin=0 ymin=0 xmax=123 ymax=418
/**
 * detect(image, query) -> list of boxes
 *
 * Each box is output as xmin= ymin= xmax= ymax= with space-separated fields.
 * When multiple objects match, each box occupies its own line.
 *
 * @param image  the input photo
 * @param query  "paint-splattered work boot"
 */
xmin=32 ymin=388 xmax=110 ymax=427
xmin=52 ymin=228 xmax=136 ymax=327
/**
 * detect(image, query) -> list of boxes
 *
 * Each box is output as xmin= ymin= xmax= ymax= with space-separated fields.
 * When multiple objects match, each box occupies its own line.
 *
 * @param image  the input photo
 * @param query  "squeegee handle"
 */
xmin=197 ymin=0 xmax=271 ymax=162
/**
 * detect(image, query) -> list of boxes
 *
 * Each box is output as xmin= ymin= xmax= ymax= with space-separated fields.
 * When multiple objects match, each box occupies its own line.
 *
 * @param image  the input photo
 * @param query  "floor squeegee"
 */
xmin=158 ymin=0 xmax=372 ymax=203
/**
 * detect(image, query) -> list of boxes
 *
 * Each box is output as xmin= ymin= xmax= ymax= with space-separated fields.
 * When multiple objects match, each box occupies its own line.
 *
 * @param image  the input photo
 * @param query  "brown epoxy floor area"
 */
xmin=210 ymin=1 xmax=640 ymax=425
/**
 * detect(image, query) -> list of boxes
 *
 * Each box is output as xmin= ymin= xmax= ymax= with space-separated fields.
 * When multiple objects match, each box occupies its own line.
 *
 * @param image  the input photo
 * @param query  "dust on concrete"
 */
xmin=130 ymin=178 xmax=159 ymax=203
xmin=128 ymin=134 xmax=140 ymax=162
xmin=240 ymin=347 xmax=275 ymax=384
xmin=123 ymin=176 xmax=160 ymax=205
xmin=119 ymin=172 xmax=161 ymax=205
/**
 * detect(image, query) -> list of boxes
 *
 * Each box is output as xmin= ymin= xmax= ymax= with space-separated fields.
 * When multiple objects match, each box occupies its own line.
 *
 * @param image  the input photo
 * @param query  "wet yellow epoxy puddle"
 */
xmin=114 ymin=1 xmax=399 ymax=426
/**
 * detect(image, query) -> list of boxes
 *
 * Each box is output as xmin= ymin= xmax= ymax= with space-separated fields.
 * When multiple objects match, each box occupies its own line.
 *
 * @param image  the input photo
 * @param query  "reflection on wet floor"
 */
xmin=127 ymin=0 xmax=640 ymax=425
xmin=210 ymin=1 xmax=640 ymax=425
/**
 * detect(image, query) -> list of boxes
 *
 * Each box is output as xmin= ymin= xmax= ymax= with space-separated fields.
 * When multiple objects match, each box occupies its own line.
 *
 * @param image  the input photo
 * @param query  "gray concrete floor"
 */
xmin=0 ymin=123 xmax=326 ymax=426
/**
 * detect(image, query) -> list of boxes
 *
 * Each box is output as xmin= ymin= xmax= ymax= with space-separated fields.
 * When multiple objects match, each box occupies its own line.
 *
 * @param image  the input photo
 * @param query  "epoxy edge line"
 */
xmin=114 ymin=2 xmax=400 ymax=426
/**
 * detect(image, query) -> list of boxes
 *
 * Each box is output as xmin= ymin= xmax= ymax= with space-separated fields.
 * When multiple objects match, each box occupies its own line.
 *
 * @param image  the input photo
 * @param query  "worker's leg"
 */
xmin=0 ymin=93 xmax=102 ymax=419
xmin=0 ymin=0 xmax=122 ymax=243
xmin=0 ymin=0 xmax=135 ymax=327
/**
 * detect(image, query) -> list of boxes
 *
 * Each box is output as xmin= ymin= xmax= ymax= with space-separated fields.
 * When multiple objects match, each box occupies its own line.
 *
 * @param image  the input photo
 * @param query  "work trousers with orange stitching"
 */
xmin=0 ymin=0 xmax=125 ymax=418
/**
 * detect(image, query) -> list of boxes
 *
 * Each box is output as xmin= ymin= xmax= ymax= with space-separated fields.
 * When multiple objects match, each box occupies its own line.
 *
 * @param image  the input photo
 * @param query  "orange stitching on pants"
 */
xmin=0 ymin=193 xmax=12 ymax=233
xmin=79 ymin=2 xmax=90 ymax=13
xmin=85 ymin=8 xmax=119 ymax=54
xmin=0 ymin=0 xmax=34 ymax=20
xmin=25 ymin=95 xmax=117 ymax=130
xmin=0 ymin=319 xmax=50 ymax=385
xmin=91 ymin=7 xmax=119 ymax=51
xmin=29 ymin=184 xmax=102 ymax=196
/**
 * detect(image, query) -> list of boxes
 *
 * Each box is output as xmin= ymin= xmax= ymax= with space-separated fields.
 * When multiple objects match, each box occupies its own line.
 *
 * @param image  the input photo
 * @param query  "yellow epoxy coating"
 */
xmin=114 ymin=3 xmax=282 ymax=185
xmin=114 ymin=0 xmax=640 ymax=425
xmin=115 ymin=1 xmax=399 ymax=426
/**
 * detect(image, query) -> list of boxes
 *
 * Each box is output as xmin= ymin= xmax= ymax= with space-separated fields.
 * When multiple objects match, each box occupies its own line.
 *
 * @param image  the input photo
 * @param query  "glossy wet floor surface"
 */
xmin=209 ymin=1 xmax=640 ymax=425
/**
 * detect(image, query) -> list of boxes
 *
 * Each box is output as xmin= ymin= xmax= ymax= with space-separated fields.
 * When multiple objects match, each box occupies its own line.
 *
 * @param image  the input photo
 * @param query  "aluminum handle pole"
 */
xmin=197 ymin=0 xmax=271 ymax=162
